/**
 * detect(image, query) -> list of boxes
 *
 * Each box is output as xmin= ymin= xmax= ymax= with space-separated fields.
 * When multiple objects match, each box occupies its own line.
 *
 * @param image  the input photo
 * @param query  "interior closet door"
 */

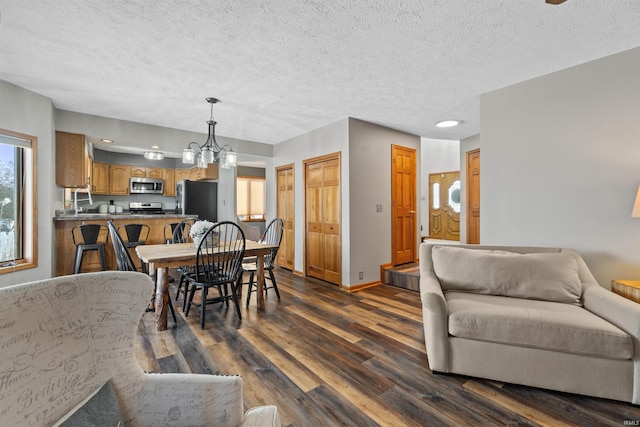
xmin=429 ymin=171 xmax=461 ymax=241
xmin=466 ymin=149 xmax=480 ymax=244
xmin=276 ymin=165 xmax=294 ymax=270
xmin=305 ymin=153 xmax=341 ymax=285
xmin=391 ymin=145 xmax=417 ymax=266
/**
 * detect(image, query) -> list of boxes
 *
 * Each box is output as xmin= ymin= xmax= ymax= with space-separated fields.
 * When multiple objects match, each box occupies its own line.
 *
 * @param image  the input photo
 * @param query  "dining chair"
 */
xmin=107 ymin=220 xmax=177 ymax=323
xmin=240 ymin=218 xmax=284 ymax=307
xmin=169 ymin=217 xmax=197 ymax=306
xmin=184 ymin=221 xmax=245 ymax=329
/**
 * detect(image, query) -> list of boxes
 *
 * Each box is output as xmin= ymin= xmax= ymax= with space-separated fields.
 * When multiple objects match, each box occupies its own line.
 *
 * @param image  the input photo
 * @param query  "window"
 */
xmin=0 ymin=129 xmax=36 ymax=273
xmin=237 ymin=176 xmax=265 ymax=221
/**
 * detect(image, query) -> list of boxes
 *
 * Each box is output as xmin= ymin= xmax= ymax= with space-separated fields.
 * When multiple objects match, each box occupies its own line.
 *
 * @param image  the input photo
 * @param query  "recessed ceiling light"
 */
xmin=100 ymin=138 xmax=114 ymax=143
xmin=151 ymin=145 xmax=160 ymax=149
xmin=435 ymin=120 xmax=463 ymax=128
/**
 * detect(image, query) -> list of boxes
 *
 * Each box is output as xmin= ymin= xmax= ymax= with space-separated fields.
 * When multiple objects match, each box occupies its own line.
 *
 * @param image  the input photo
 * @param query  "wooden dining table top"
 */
xmin=136 ymin=240 xmax=277 ymax=269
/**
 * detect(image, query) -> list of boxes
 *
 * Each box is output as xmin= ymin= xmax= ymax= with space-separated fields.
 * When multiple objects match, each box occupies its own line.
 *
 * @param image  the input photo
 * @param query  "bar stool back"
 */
xmin=118 ymin=224 xmax=150 ymax=271
xmin=72 ymin=224 xmax=108 ymax=274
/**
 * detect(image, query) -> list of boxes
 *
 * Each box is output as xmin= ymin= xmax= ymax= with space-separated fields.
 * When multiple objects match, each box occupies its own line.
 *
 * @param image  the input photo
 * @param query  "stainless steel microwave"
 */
xmin=130 ymin=177 xmax=164 ymax=194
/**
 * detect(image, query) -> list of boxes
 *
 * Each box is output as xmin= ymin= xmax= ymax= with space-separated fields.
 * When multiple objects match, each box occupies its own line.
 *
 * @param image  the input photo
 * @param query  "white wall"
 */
xmin=481 ymin=47 xmax=640 ymax=286
xmin=272 ymin=119 xmax=350 ymax=279
xmin=349 ymin=119 xmax=421 ymax=286
xmin=0 ymin=80 xmax=58 ymax=286
xmin=420 ymin=137 xmax=460 ymax=237
xmin=459 ymin=134 xmax=481 ymax=244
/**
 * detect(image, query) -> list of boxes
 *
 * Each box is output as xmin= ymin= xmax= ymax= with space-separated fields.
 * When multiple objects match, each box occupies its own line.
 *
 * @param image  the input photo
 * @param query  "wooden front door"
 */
xmin=466 ymin=149 xmax=480 ymax=244
xmin=305 ymin=153 xmax=341 ymax=285
xmin=276 ymin=164 xmax=294 ymax=270
xmin=391 ymin=145 xmax=417 ymax=266
xmin=429 ymin=171 xmax=461 ymax=241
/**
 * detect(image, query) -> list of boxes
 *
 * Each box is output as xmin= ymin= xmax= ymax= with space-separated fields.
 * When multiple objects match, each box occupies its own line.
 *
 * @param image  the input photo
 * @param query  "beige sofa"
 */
xmin=420 ymin=243 xmax=640 ymax=404
xmin=0 ymin=271 xmax=280 ymax=426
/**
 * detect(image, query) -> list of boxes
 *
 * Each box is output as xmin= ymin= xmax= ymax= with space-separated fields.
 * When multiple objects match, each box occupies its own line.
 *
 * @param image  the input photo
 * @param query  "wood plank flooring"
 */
xmin=135 ymin=268 xmax=640 ymax=426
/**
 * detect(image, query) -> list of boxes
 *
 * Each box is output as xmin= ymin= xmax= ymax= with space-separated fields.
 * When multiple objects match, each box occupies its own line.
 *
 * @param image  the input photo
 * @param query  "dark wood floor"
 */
xmin=135 ymin=268 xmax=640 ymax=427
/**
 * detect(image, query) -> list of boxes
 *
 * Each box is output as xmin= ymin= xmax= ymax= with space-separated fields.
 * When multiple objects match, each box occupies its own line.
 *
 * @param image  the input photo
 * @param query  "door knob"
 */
xmin=410 ymin=210 xmax=416 ymax=214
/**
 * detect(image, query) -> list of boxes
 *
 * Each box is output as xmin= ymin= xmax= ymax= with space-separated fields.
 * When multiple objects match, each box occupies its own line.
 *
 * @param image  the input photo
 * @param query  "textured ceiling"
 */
xmin=0 ymin=0 xmax=639 ymax=157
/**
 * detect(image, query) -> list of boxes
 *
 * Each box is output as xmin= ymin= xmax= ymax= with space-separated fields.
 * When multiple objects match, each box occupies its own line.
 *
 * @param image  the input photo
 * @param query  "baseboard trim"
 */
xmin=344 ymin=281 xmax=381 ymax=292
xmin=293 ymin=269 xmax=305 ymax=277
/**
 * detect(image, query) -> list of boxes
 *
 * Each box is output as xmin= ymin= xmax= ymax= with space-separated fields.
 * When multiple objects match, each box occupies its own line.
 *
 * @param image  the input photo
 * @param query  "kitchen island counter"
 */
xmin=54 ymin=214 xmax=196 ymax=276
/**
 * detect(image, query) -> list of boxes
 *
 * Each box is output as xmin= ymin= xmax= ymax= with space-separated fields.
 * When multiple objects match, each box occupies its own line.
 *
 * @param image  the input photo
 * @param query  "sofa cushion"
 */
xmin=432 ymin=245 xmax=582 ymax=305
xmin=446 ymin=292 xmax=633 ymax=360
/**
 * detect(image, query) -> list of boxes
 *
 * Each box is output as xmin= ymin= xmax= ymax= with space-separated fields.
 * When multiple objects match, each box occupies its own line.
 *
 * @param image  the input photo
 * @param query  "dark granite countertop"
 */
xmin=53 ymin=212 xmax=196 ymax=221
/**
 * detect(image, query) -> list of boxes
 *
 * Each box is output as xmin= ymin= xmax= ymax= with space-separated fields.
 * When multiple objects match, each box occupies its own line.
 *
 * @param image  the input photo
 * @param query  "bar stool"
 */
xmin=118 ymin=224 xmax=150 ymax=272
xmin=72 ymin=224 xmax=108 ymax=274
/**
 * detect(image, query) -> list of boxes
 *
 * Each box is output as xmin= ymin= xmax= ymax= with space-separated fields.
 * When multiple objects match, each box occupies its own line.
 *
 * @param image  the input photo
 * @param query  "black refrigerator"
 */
xmin=175 ymin=180 xmax=218 ymax=222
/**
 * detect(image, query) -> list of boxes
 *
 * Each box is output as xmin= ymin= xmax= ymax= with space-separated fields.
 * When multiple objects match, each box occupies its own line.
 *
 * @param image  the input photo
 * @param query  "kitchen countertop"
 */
xmin=53 ymin=213 xmax=196 ymax=221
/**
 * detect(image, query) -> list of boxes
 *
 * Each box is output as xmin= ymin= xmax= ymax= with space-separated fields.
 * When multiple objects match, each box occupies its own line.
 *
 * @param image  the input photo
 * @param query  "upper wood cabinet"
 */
xmin=109 ymin=165 xmax=131 ymax=195
xmin=147 ymin=167 xmax=163 ymax=179
xmin=192 ymin=163 xmax=218 ymax=181
xmin=131 ymin=166 xmax=163 ymax=178
xmin=56 ymin=131 xmax=90 ymax=188
xmin=162 ymin=168 xmax=176 ymax=197
xmin=174 ymin=168 xmax=192 ymax=184
xmin=91 ymin=161 xmax=109 ymax=194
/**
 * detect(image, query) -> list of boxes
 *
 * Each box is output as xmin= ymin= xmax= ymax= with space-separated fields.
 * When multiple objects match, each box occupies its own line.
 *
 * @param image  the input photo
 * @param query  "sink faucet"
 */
xmin=73 ymin=186 xmax=93 ymax=214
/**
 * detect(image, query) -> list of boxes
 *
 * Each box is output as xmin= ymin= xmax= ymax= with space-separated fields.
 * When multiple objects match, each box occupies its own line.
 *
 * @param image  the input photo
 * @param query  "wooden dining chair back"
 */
xmin=107 ymin=220 xmax=177 ymax=322
xmin=242 ymin=218 xmax=284 ymax=307
xmin=184 ymin=221 xmax=246 ymax=329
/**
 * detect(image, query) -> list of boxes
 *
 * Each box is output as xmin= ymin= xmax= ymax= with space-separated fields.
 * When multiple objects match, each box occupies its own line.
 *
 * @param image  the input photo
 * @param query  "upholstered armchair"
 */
xmin=0 ymin=271 xmax=280 ymax=426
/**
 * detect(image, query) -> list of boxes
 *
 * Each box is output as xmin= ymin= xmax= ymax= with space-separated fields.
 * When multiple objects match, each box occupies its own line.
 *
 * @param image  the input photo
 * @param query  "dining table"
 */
xmin=136 ymin=240 xmax=278 ymax=331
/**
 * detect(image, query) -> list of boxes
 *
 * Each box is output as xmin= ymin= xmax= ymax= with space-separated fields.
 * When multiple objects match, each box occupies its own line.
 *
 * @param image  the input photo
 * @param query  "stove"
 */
xmin=129 ymin=202 xmax=165 ymax=215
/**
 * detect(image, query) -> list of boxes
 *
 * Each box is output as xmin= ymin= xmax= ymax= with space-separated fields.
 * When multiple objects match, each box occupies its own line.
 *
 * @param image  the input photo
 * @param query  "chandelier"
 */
xmin=182 ymin=97 xmax=237 ymax=169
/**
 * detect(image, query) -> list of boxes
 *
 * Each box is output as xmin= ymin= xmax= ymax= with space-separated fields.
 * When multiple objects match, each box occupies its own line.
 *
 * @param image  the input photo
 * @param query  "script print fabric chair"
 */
xmin=241 ymin=218 xmax=284 ymax=307
xmin=0 ymin=271 xmax=280 ymax=426
xmin=107 ymin=220 xmax=177 ymax=323
xmin=185 ymin=221 xmax=246 ymax=329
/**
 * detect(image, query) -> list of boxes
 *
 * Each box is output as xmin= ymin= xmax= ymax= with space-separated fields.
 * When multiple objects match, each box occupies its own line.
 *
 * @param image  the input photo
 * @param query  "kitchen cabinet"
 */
xmin=56 ymin=131 xmax=90 ymax=187
xmin=162 ymin=168 xmax=176 ymax=197
xmin=146 ymin=167 xmax=163 ymax=178
xmin=131 ymin=166 xmax=146 ymax=178
xmin=91 ymin=161 xmax=109 ymax=194
xmin=192 ymin=163 xmax=218 ymax=181
xmin=132 ymin=166 xmax=163 ymax=178
xmin=109 ymin=164 xmax=131 ymax=195
xmin=174 ymin=168 xmax=192 ymax=183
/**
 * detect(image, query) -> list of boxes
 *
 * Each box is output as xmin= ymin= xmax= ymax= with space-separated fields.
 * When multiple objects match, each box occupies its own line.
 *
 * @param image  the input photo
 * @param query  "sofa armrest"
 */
xmin=242 ymin=405 xmax=281 ymax=427
xmin=419 ymin=243 xmax=450 ymax=372
xmin=583 ymin=282 xmax=640 ymax=404
xmin=583 ymin=281 xmax=640 ymax=338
